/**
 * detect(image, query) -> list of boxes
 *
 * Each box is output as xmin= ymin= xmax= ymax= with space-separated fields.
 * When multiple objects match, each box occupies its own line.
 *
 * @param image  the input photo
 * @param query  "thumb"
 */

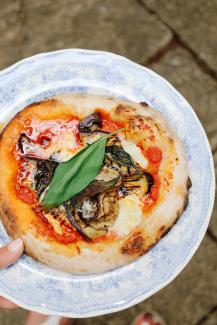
xmin=0 ymin=238 xmax=24 ymax=269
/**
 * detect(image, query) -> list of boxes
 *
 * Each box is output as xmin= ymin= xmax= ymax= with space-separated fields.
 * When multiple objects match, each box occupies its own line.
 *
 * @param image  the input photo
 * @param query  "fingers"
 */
xmin=0 ymin=238 xmax=24 ymax=269
xmin=0 ymin=296 xmax=18 ymax=309
xmin=0 ymin=239 xmax=23 ymax=309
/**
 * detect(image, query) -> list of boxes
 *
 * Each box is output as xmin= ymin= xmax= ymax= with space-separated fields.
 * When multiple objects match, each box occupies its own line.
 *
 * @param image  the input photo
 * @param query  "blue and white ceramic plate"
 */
xmin=0 ymin=50 xmax=215 ymax=317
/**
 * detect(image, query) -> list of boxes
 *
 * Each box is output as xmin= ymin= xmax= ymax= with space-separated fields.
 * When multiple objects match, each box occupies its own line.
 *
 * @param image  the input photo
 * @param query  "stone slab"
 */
xmin=0 ymin=1 xmax=22 ymax=70
xmin=142 ymin=0 xmax=217 ymax=74
xmin=202 ymin=310 xmax=217 ymax=325
xmin=0 ymin=309 xmax=27 ymax=325
xmin=21 ymin=0 xmax=172 ymax=63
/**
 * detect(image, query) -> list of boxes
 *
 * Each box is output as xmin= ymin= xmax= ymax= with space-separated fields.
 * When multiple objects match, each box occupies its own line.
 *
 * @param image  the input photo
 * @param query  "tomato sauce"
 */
xmin=16 ymin=159 xmax=37 ymax=204
xmin=146 ymin=146 xmax=162 ymax=163
xmin=34 ymin=219 xmax=82 ymax=244
xmin=96 ymin=110 xmax=124 ymax=132
xmin=140 ymin=146 xmax=162 ymax=210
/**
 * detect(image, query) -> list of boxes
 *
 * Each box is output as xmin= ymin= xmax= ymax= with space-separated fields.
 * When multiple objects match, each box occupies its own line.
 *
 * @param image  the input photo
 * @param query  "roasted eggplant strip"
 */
xmin=81 ymin=226 xmax=107 ymax=239
xmin=18 ymin=133 xmax=28 ymax=153
xmin=18 ymin=133 xmax=35 ymax=157
xmin=77 ymin=190 xmax=119 ymax=239
xmin=64 ymin=204 xmax=91 ymax=242
xmin=97 ymin=190 xmax=119 ymax=224
xmin=106 ymin=145 xmax=134 ymax=167
xmin=120 ymin=172 xmax=154 ymax=197
xmin=106 ymin=145 xmax=141 ymax=173
xmin=65 ymin=188 xmax=120 ymax=240
xmin=78 ymin=112 xmax=102 ymax=133
xmin=32 ymin=159 xmax=58 ymax=197
xmin=75 ymin=176 xmax=120 ymax=201
xmin=82 ymin=130 xmax=109 ymax=145
xmin=64 ymin=199 xmax=104 ymax=240
xmin=144 ymin=172 xmax=154 ymax=193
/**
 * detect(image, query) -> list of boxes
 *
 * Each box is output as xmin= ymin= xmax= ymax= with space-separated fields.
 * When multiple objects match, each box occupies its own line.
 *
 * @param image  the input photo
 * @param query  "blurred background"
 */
xmin=0 ymin=0 xmax=216 ymax=324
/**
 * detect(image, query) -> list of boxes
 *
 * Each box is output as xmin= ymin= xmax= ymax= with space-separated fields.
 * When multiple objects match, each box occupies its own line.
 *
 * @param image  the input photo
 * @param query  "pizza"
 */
xmin=0 ymin=93 xmax=191 ymax=274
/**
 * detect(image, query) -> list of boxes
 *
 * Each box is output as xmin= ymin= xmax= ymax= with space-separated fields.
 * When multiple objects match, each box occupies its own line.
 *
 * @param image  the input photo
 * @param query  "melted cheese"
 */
xmin=121 ymin=139 xmax=148 ymax=169
xmin=110 ymin=194 xmax=142 ymax=236
xmin=44 ymin=213 xmax=63 ymax=235
xmin=51 ymin=132 xmax=80 ymax=162
xmin=22 ymin=119 xmax=81 ymax=162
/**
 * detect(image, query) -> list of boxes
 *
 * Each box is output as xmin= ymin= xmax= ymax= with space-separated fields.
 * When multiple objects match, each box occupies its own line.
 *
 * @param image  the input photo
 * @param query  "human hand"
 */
xmin=0 ymin=238 xmax=23 ymax=309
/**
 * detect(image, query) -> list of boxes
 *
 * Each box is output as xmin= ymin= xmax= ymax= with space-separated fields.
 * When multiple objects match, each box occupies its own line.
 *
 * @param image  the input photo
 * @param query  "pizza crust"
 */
xmin=0 ymin=93 xmax=190 ymax=274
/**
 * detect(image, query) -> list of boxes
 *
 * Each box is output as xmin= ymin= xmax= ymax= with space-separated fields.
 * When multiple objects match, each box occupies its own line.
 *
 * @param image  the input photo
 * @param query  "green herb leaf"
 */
xmin=42 ymin=128 xmax=124 ymax=208
xmin=105 ymin=145 xmax=141 ymax=172
xmin=105 ymin=145 xmax=135 ymax=167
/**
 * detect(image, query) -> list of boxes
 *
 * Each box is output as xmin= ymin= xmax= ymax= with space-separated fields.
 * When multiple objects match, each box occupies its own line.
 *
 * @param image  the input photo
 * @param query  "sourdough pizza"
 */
xmin=0 ymin=94 xmax=191 ymax=274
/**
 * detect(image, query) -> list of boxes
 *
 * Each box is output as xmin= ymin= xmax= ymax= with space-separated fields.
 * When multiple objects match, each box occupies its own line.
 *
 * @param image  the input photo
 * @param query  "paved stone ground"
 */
xmin=0 ymin=0 xmax=216 ymax=324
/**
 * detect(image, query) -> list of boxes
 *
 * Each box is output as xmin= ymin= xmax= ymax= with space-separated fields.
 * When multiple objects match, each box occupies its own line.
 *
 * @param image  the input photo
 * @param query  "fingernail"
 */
xmin=8 ymin=238 xmax=23 ymax=253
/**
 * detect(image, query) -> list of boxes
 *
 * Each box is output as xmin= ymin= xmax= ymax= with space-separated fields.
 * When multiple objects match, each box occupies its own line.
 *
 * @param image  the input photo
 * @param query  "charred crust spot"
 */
xmin=121 ymin=232 xmax=145 ymax=255
xmin=187 ymin=177 xmax=192 ymax=190
xmin=76 ymin=246 xmax=81 ymax=255
xmin=161 ymin=226 xmax=172 ymax=239
xmin=26 ymin=99 xmax=58 ymax=110
xmin=156 ymin=225 xmax=167 ymax=240
xmin=115 ymin=104 xmax=135 ymax=115
xmin=160 ymin=210 xmax=183 ymax=240
xmin=128 ymin=115 xmax=145 ymax=129
xmin=154 ymin=122 xmax=161 ymax=133
xmin=140 ymin=101 xmax=149 ymax=107
xmin=168 ymin=137 xmax=174 ymax=144
xmin=127 ymin=115 xmax=158 ymax=138
xmin=141 ymin=242 xmax=155 ymax=255
xmin=160 ymin=225 xmax=166 ymax=232
xmin=25 ymin=102 xmax=43 ymax=109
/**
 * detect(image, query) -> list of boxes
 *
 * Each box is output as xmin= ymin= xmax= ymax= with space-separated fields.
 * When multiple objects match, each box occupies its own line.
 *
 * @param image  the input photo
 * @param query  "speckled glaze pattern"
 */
xmin=0 ymin=50 xmax=215 ymax=317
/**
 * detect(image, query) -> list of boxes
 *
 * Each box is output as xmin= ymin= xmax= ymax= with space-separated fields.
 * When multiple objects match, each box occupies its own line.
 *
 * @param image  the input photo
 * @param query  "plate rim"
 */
xmin=0 ymin=49 xmax=215 ymax=317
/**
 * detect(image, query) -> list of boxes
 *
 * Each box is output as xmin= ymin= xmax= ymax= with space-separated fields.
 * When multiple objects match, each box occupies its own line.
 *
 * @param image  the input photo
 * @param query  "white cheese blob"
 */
xmin=110 ymin=194 xmax=142 ymax=236
xmin=44 ymin=213 xmax=63 ymax=235
xmin=121 ymin=139 xmax=148 ymax=169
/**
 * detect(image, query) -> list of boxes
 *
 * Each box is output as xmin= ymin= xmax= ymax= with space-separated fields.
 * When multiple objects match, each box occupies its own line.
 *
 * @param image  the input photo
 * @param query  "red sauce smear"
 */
xmin=146 ymin=146 xmax=162 ymax=163
xmin=139 ymin=145 xmax=163 ymax=210
xmin=33 ymin=206 xmax=82 ymax=244
xmin=16 ymin=159 xmax=37 ymax=204
xmin=97 ymin=110 xmax=124 ymax=132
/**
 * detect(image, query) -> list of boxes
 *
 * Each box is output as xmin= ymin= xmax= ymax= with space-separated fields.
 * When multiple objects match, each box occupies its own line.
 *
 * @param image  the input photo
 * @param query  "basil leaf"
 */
xmin=42 ymin=128 xmax=124 ymax=208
